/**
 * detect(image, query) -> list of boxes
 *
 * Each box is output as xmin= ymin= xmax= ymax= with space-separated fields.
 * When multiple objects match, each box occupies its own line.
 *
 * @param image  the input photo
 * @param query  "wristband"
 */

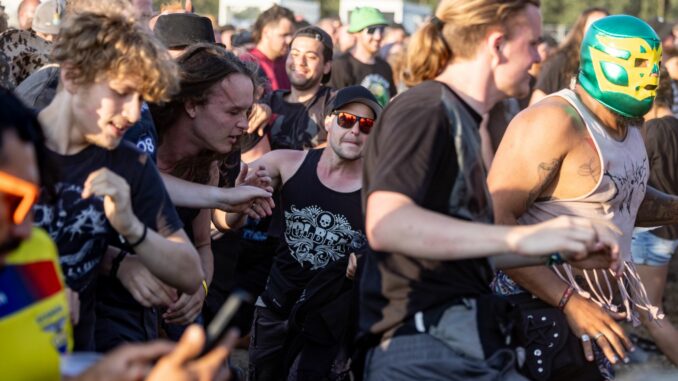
xmin=127 ymin=224 xmax=148 ymax=248
xmin=110 ymin=249 xmax=128 ymax=278
xmin=558 ymin=286 xmax=575 ymax=311
xmin=546 ymin=253 xmax=565 ymax=266
xmin=202 ymin=279 xmax=209 ymax=297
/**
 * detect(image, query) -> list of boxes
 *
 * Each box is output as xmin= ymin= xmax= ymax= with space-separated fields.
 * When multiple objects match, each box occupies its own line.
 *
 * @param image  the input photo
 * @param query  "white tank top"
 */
xmin=519 ymin=89 xmax=659 ymax=323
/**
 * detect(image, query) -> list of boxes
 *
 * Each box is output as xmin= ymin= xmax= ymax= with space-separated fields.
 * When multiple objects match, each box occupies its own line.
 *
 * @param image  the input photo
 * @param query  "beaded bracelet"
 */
xmin=558 ymin=286 xmax=575 ymax=311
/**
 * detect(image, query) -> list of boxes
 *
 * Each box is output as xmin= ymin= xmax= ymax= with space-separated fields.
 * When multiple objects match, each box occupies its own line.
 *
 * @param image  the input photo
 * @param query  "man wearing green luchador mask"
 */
xmin=488 ymin=14 xmax=678 ymax=378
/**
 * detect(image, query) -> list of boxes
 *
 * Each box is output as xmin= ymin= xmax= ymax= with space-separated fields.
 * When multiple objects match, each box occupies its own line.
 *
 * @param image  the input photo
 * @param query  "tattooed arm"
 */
xmin=636 ymin=185 xmax=678 ymax=226
xmin=488 ymin=98 xmax=611 ymax=300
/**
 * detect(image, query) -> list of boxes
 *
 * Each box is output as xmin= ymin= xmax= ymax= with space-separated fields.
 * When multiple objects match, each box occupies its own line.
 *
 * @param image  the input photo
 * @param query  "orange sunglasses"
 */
xmin=0 ymin=171 xmax=39 ymax=225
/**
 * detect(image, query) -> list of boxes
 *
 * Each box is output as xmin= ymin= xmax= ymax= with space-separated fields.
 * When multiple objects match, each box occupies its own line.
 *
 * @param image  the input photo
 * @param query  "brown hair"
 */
xmin=547 ymin=7 xmax=609 ymax=85
xmin=252 ymin=5 xmax=295 ymax=43
xmin=403 ymin=0 xmax=541 ymax=87
xmin=151 ymin=43 xmax=258 ymax=184
xmin=654 ymin=66 xmax=673 ymax=110
xmin=52 ymin=11 xmax=178 ymax=102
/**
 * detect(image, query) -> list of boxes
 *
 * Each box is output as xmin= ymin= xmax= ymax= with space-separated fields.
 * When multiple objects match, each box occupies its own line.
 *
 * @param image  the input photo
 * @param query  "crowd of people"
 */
xmin=2 ymin=0 xmax=678 ymax=380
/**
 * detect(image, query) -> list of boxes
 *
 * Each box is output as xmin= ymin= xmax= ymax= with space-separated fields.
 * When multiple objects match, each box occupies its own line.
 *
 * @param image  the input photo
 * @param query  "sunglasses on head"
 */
xmin=0 ymin=171 xmax=38 ymax=225
xmin=366 ymin=26 xmax=385 ymax=35
xmin=333 ymin=111 xmax=375 ymax=134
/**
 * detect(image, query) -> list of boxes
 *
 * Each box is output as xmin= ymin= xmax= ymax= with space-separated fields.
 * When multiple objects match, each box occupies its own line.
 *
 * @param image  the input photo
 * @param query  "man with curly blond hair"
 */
xmin=33 ymin=10 xmax=204 ymax=351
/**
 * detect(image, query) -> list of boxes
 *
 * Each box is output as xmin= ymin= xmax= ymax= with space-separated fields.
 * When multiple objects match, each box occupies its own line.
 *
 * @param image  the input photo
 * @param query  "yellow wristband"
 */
xmin=202 ymin=280 xmax=209 ymax=297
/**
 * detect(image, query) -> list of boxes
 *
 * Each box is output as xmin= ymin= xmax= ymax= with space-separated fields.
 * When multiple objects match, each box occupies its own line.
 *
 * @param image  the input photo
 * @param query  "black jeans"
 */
xmin=248 ymin=306 xmax=290 ymax=381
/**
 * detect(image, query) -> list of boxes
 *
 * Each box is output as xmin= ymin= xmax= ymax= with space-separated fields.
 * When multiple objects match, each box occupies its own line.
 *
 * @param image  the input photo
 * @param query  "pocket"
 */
xmin=428 ymin=300 xmax=485 ymax=360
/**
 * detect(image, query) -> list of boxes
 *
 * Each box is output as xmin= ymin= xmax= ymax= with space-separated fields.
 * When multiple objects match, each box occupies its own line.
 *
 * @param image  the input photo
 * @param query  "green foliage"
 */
xmin=154 ymin=0 xmax=678 ymax=26
xmin=541 ymin=0 xmax=675 ymax=25
xmin=153 ymin=0 xmax=219 ymax=17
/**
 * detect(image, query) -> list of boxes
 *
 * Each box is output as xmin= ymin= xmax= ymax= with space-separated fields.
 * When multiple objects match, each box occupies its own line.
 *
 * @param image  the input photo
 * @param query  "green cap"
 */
xmin=348 ymin=7 xmax=388 ymax=33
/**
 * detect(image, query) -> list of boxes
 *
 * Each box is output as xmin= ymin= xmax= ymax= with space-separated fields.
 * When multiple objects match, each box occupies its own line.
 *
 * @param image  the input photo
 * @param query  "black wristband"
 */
xmin=110 ymin=249 xmax=128 ymax=278
xmin=127 ymin=224 xmax=148 ymax=248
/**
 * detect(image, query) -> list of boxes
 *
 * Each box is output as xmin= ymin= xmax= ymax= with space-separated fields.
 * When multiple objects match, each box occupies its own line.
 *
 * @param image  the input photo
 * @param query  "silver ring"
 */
xmin=581 ymin=334 xmax=591 ymax=342
xmin=593 ymin=332 xmax=604 ymax=341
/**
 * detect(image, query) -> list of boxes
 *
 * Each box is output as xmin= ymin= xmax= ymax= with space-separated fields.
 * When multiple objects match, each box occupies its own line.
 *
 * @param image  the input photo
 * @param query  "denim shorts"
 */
xmin=631 ymin=228 xmax=678 ymax=266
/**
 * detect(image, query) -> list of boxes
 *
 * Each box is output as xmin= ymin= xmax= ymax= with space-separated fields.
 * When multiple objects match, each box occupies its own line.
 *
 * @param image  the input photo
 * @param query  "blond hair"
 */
xmin=52 ymin=11 xmax=178 ymax=102
xmin=404 ymin=0 xmax=540 ymax=87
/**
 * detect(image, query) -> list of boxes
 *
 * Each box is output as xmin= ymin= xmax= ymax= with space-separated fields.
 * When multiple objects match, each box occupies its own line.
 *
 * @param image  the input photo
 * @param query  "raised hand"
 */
xmin=508 ymin=216 xmax=621 ymax=270
xmin=81 ymin=168 xmax=140 ymax=237
xmin=247 ymin=103 xmax=272 ymax=137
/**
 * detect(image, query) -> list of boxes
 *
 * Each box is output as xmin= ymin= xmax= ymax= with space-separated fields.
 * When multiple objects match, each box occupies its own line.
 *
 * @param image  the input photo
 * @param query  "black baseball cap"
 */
xmin=329 ymin=85 xmax=382 ymax=119
xmin=154 ymin=13 xmax=215 ymax=50
xmin=292 ymin=26 xmax=334 ymax=83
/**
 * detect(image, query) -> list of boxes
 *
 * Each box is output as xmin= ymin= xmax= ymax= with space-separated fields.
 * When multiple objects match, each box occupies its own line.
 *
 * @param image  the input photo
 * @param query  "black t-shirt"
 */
xmin=329 ymin=53 xmax=396 ymax=107
xmin=123 ymin=104 xmax=158 ymax=162
xmin=33 ymin=141 xmax=182 ymax=349
xmin=534 ymin=51 xmax=575 ymax=95
xmin=360 ymin=81 xmax=495 ymax=338
xmin=640 ymin=116 xmax=678 ymax=239
xmin=263 ymin=86 xmax=336 ymax=150
xmin=261 ymin=149 xmax=366 ymax=315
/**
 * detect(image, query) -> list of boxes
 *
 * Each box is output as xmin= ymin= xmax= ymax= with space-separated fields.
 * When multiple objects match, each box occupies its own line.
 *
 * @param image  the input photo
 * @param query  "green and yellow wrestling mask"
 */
xmin=578 ymin=15 xmax=661 ymax=117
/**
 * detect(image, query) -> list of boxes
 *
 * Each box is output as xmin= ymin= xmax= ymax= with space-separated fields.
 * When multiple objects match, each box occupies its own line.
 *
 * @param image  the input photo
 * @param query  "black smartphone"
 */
xmin=199 ymin=290 xmax=253 ymax=356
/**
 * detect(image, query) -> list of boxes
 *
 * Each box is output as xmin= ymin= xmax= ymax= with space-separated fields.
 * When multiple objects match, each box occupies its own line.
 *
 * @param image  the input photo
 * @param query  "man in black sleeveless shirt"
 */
xmin=236 ymin=86 xmax=381 ymax=381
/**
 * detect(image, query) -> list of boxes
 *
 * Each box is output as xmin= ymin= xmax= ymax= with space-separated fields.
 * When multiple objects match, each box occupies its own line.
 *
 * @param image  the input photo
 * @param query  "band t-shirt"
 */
xmin=360 ymin=81 xmax=494 ymax=338
xmin=640 ymin=116 xmax=678 ymax=239
xmin=0 ymin=228 xmax=72 ymax=381
xmin=263 ymin=86 xmax=336 ymax=150
xmin=329 ymin=53 xmax=396 ymax=107
xmin=33 ymin=141 xmax=183 ymax=350
xmin=261 ymin=149 xmax=367 ymax=315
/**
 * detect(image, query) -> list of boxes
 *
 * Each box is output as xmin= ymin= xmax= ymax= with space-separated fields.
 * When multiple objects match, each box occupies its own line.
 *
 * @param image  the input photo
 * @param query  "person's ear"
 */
xmin=324 ymin=115 xmax=333 ymax=132
xmin=184 ymin=100 xmax=197 ymax=119
xmin=488 ymin=30 xmax=505 ymax=66
xmin=59 ymin=65 xmax=78 ymax=94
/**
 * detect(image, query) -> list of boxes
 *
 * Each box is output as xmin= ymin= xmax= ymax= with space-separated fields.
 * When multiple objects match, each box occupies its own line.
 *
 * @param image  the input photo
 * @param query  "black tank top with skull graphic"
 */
xmin=260 ymin=148 xmax=366 ymax=315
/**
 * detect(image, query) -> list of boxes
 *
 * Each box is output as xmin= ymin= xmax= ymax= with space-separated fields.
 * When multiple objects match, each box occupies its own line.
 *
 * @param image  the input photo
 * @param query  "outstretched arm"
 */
xmin=366 ymin=191 xmax=617 ymax=264
xmin=160 ymin=172 xmax=272 ymax=213
xmin=635 ymin=185 xmax=678 ymax=227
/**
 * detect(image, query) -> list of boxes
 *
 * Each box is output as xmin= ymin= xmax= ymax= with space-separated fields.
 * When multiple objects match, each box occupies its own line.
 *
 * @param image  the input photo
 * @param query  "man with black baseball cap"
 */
xmin=242 ymin=85 xmax=380 ymax=380
xmin=261 ymin=26 xmax=338 ymax=150
xmin=153 ymin=12 xmax=216 ymax=57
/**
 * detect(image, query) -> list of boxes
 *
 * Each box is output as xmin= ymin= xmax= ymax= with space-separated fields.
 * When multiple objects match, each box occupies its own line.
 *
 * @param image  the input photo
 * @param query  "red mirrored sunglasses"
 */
xmin=333 ymin=111 xmax=374 ymax=134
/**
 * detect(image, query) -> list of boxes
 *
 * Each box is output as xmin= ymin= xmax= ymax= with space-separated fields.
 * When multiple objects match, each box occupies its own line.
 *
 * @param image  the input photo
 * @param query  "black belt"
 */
xmin=393 ymin=298 xmax=469 ymax=337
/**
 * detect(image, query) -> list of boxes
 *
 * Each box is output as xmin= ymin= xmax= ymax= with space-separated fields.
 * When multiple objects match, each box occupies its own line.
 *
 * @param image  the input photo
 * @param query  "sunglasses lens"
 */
xmin=367 ymin=26 xmax=384 ymax=35
xmin=359 ymin=118 xmax=374 ymax=134
xmin=337 ymin=112 xmax=357 ymax=128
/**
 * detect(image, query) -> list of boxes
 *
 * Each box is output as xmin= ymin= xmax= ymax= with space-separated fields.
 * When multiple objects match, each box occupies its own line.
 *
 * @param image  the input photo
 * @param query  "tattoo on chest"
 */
xmin=578 ymin=158 xmax=600 ymax=183
xmin=527 ymin=159 xmax=562 ymax=209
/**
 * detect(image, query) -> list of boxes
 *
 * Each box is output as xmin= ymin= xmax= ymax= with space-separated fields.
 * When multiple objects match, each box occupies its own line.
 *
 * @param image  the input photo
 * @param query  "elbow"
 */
xmin=366 ymin=219 xmax=391 ymax=253
xmin=178 ymin=245 xmax=204 ymax=294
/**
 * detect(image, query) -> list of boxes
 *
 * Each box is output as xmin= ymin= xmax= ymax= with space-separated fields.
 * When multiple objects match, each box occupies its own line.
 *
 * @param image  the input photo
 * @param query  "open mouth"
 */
xmin=644 ymin=84 xmax=657 ymax=91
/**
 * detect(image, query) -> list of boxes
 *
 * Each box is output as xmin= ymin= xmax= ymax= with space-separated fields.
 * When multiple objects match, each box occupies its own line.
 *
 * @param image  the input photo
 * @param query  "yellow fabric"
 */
xmin=0 ymin=228 xmax=73 ymax=381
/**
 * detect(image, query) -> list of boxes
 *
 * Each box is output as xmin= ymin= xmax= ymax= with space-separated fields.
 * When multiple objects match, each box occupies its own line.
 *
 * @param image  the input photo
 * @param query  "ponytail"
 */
xmin=403 ymin=0 xmax=540 ymax=88
xmin=403 ymin=19 xmax=451 ymax=87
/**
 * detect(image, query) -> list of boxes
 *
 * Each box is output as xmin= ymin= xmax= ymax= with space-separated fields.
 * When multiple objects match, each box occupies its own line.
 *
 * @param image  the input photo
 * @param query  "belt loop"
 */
xmin=462 ymin=298 xmax=473 ymax=310
xmin=414 ymin=311 xmax=426 ymax=333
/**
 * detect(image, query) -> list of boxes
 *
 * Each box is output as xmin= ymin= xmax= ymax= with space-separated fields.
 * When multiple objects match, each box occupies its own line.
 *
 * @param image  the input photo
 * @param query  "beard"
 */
xmin=612 ymin=110 xmax=645 ymax=130
xmin=290 ymin=75 xmax=320 ymax=91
